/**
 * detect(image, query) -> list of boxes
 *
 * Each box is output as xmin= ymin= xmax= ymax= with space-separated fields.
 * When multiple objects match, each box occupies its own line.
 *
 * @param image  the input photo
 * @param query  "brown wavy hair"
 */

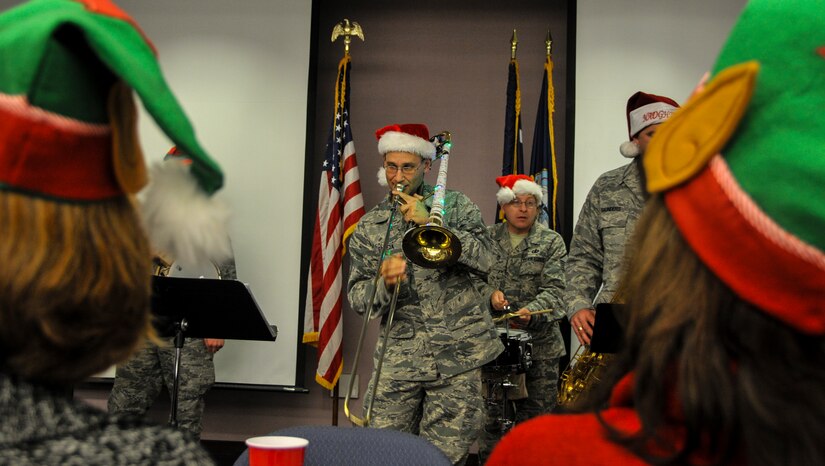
xmin=590 ymin=194 xmax=825 ymax=465
xmin=0 ymin=191 xmax=153 ymax=385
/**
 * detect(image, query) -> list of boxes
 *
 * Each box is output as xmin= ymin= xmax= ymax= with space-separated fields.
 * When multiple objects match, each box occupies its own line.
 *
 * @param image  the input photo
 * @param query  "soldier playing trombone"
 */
xmin=347 ymin=123 xmax=503 ymax=465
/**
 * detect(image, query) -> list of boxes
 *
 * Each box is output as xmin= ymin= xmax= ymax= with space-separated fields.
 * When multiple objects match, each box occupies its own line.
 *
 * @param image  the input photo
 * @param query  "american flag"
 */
xmin=304 ymin=56 xmax=365 ymax=390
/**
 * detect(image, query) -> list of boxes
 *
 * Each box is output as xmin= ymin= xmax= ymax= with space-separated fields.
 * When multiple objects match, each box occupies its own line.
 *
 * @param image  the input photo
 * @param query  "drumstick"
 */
xmin=493 ymin=308 xmax=556 ymax=324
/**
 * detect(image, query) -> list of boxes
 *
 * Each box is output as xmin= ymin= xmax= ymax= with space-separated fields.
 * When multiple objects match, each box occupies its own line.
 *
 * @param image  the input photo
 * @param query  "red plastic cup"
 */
xmin=245 ymin=436 xmax=309 ymax=466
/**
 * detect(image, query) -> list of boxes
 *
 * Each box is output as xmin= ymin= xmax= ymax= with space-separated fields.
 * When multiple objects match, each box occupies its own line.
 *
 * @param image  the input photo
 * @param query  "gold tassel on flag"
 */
xmin=547 ymin=30 xmax=559 ymax=231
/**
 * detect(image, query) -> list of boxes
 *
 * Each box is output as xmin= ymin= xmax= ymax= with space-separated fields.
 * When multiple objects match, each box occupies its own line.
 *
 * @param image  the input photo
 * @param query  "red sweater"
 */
xmin=487 ymin=373 xmax=738 ymax=465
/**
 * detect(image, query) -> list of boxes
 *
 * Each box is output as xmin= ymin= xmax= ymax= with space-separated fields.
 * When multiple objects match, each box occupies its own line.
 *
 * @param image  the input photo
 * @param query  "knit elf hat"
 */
xmin=619 ymin=91 xmax=680 ymax=158
xmin=0 ymin=0 xmax=231 ymax=265
xmin=495 ymin=174 xmax=542 ymax=205
xmin=644 ymin=0 xmax=825 ymax=333
xmin=375 ymin=123 xmax=436 ymax=186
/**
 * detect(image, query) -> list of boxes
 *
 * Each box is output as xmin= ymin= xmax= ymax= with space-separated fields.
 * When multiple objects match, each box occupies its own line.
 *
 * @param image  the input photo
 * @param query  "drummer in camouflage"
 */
xmin=478 ymin=174 xmax=567 ymax=462
xmin=347 ymin=123 xmax=503 ymax=465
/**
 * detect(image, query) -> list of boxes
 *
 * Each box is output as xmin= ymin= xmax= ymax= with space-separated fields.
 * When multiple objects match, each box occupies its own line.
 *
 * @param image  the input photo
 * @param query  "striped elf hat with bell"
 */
xmin=0 ymin=0 xmax=231 ymax=265
xmin=644 ymin=0 xmax=825 ymax=333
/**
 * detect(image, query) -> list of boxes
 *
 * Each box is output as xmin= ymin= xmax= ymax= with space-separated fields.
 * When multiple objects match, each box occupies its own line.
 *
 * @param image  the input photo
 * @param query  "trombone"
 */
xmin=344 ymin=131 xmax=461 ymax=426
xmin=402 ymin=132 xmax=461 ymax=268
xmin=344 ymin=183 xmax=404 ymax=426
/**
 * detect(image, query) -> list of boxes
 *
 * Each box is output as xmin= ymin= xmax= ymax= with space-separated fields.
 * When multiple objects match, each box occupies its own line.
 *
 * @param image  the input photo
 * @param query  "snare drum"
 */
xmin=483 ymin=328 xmax=533 ymax=373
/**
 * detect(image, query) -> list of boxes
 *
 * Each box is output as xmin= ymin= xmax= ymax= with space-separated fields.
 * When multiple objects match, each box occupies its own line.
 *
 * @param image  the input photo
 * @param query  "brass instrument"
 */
xmin=153 ymin=255 xmax=222 ymax=279
xmin=557 ymin=344 xmax=612 ymax=406
xmin=153 ymin=255 xmax=173 ymax=277
xmin=557 ymin=302 xmax=623 ymax=406
xmin=344 ymin=184 xmax=405 ymax=427
xmin=345 ymin=131 xmax=461 ymax=426
xmin=402 ymin=131 xmax=461 ymax=268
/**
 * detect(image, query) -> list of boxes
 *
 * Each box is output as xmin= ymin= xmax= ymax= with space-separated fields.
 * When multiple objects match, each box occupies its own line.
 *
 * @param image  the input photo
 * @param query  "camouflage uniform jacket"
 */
xmin=486 ymin=222 xmax=567 ymax=360
xmin=347 ymin=184 xmax=504 ymax=381
xmin=564 ymin=160 xmax=644 ymax=318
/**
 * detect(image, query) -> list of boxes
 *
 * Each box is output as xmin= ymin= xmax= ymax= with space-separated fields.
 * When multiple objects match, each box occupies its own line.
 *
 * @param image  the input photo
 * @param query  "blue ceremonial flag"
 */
xmin=529 ymin=56 xmax=559 ymax=231
xmin=497 ymin=58 xmax=524 ymax=222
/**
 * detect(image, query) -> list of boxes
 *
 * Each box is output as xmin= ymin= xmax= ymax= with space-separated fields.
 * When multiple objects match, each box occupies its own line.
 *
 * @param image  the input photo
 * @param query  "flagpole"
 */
xmin=510 ymin=28 xmax=518 ymax=60
xmin=497 ymin=29 xmax=524 ymax=222
xmin=328 ymin=18 xmax=364 ymax=426
xmin=546 ymin=28 xmax=553 ymax=57
xmin=331 ymin=18 xmax=364 ymax=58
xmin=528 ymin=27 xmax=560 ymax=230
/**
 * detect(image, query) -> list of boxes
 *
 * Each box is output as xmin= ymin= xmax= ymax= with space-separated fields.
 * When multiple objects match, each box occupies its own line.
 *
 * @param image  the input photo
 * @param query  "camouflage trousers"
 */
xmin=108 ymin=337 xmax=215 ymax=438
xmin=477 ymin=358 xmax=560 ymax=463
xmin=364 ymin=369 xmax=484 ymax=466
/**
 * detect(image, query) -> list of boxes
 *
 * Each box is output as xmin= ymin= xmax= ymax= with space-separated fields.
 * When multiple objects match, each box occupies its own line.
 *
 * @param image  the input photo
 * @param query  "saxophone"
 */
xmin=557 ymin=344 xmax=612 ymax=406
xmin=558 ymin=295 xmax=626 ymax=406
xmin=152 ymin=254 xmax=172 ymax=276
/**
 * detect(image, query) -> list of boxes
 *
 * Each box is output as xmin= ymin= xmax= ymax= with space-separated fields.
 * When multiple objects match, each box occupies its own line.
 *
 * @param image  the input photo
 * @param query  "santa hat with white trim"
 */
xmin=644 ymin=0 xmax=825 ymax=333
xmin=0 ymin=0 xmax=231 ymax=265
xmin=375 ymin=123 xmax=436 ymax=186
xmin=495 ymin=174 xmax=542 ymax=205
xmin=619 ymin=91 xmax=680 ymax=158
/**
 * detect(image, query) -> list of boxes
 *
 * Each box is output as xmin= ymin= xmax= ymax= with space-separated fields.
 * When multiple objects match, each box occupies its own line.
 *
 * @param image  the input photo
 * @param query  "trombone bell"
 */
xmin=402 ymin=224 xmax=462 ymax=268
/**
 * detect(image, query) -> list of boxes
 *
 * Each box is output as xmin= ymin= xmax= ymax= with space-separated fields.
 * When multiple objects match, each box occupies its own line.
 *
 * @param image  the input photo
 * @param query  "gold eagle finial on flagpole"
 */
xmin=331 ymin=19 xmax=364 ymax=56
xmin=546 ymin=28 xmax=553 ymax=57
xmin=510 ymin=29 xmax=518 ymax=60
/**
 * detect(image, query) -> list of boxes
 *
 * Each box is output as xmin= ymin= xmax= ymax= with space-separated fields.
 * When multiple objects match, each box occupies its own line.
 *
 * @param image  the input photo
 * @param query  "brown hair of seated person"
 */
xmin=0 ymin=191 xmax=154 ymax=386
xmin=585 ymin=194 xmax=825 ymax=466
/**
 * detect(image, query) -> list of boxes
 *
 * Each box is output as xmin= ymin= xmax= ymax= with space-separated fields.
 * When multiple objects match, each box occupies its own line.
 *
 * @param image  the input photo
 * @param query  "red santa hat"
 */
xmin=375 ymin=123 xmax=436 ymax=186
xmin=619 ymin=91 xmax=679 ymax=158
xmin=496 ymin=174 xmax=543 ymax=205
xmin=376 ymin=123 xmax=436 ymax=158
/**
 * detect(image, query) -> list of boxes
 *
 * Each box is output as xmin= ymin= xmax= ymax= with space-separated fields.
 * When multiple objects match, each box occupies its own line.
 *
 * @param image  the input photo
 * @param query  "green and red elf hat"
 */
xmin=644 ymin=0 xmax=825 ymax=333
xmin=0 ymin=0 xmax=231 ymax=265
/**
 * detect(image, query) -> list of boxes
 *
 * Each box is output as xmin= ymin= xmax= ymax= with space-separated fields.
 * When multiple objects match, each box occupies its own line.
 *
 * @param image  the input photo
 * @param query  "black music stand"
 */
xmin=590 ymin=303 xmax=624 ymax=354
xmin=151 ymin=275 xmax=277 ymax=428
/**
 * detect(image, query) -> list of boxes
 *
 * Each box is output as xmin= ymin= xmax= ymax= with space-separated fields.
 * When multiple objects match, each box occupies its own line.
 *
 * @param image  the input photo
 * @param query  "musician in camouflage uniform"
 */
xmin=108 ymin=259 xmax=235 ymax=439
xmin=565 ymin=92 xmax=679 ymax=345
xmin=109 ymin=149 xmax=236 ymax=439
xmin=347 ymin=124 xmax=503 ymax=465
xmin=477 ymin=175 xmax=567 ymax=462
